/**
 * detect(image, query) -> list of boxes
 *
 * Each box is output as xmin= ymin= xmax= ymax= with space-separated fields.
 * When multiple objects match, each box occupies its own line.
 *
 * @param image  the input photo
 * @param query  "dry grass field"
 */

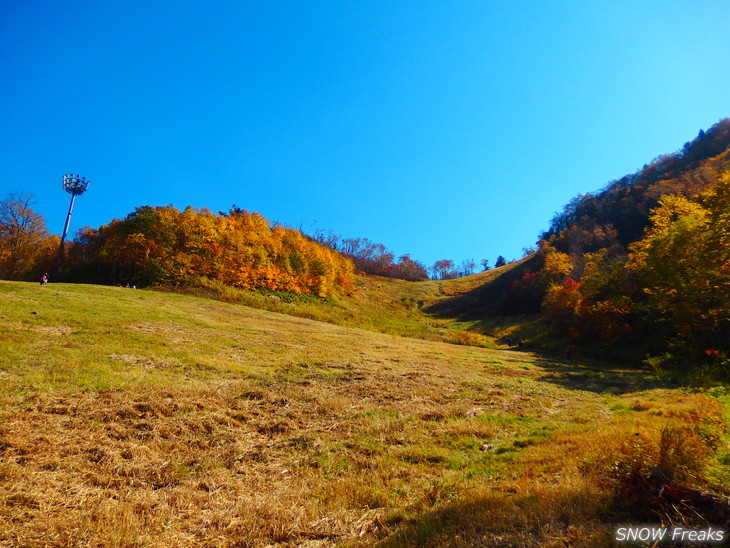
xmin=1 ymin=280 xmax=728 ymax=547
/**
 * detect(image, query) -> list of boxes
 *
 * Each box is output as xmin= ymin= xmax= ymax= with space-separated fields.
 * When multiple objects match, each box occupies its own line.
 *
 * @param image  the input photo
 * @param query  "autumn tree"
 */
xmin=432 ymin=259 xmax=457 ymax=280
xmin=309 ymin=232 xmax=428 ymax=280
xmin=628 ymin=174 xmax=730 ymax=357
xmin=390 ymin=254 xmax=428 ymax=281
xmin=0 ymin=192 xmax=52 ymax=280
xmin=542 ymin=278 xmax=585 ymax=339
xmin=542 ymin=119 xmax=730 ymax=254
xmin=540 ymin=171 xmax=730 ymax=354
xmin=526 ymin=121 xmax=730 ymax=363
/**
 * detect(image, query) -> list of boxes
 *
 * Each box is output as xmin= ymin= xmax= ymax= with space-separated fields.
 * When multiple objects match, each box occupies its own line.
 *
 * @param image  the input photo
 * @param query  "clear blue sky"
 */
xmin=1 ymin=1 xmax=728 ymax=269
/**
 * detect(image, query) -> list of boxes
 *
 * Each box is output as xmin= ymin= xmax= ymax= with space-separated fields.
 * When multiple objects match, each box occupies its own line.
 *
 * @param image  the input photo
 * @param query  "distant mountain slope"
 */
xmin=545 ymin=118 xmax=730 ymax=254
xmin=38 ymin=119 xmax=726 ymax=369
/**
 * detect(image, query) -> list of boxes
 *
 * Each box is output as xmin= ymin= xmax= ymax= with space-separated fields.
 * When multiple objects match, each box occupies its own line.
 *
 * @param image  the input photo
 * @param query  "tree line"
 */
xmin=535 ymin=172 xmax=730 ymax=365
xmin=308 ymin=231 xmax=429 ymax=281
xmin=1 ymin=192 xmax=512 ymax=291
xmin=309 ymin=230 xmax=509 ymax=281
xmin=0 ymin=202 xmax=354 ymax=297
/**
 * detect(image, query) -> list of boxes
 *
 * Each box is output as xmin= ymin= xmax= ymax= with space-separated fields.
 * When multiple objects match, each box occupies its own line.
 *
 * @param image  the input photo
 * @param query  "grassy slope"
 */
xmin=189 ymin=256 xmax=543 ymax=346
xmin=1 ymin=280 xmax=728 ymax=547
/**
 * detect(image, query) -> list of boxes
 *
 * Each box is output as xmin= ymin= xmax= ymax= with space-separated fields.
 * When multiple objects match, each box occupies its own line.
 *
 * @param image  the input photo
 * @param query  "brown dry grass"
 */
xmin=1 ymin=281 xmax=728 ymax=547
xmin=0 ymin=367 xmax=555 ymax=547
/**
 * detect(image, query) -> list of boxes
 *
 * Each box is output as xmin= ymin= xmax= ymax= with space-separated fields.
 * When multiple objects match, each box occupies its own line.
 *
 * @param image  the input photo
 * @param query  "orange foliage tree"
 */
xmin=65 ymin=205 xmax=354 ymax=296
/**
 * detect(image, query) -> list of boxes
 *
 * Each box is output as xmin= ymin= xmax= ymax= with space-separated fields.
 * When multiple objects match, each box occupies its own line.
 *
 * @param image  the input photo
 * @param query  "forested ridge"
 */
xmin=544 ymin=118 xmax=730 ymax=251
xmin=511 ymin=118 xmax=730 ymax=368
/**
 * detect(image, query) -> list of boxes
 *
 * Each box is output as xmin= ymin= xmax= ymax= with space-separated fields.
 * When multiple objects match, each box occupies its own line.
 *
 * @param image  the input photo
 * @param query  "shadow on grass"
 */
xmin=523 ymin=350 xmax=669 ymax=395
xmin=375 ymin=488 xmax=613 ymax=547
xmin=423 ymin=256 xmax=539 ymax=321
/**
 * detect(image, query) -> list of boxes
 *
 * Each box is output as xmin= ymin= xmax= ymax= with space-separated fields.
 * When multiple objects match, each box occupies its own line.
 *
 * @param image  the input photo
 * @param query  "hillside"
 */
xmin=424 ymin=255 xmax=539 ymax=320
xmin=544 ymin=118 xmax=730 ymax=251
xmin=175 ymin=256 xmax=544 ymax=351
xmin=1 ymin=280 xmax=729 ymax=546
xmin=454 ymin=121 xmax=730 ymax=368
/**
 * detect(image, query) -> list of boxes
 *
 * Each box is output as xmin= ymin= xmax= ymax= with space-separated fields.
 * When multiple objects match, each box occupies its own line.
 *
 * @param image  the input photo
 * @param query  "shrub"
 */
xmin=447 ymin=331 xmax=486 ymax=347
xmin=599 ymin=425 xmax=727 ymax=524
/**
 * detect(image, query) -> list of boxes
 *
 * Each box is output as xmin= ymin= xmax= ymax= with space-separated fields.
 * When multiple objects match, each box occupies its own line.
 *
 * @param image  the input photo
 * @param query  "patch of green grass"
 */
xmin=608 ymin=400 xmax=629 ymax=414
xmin=361 ymin=409 xmax=401 ymax=421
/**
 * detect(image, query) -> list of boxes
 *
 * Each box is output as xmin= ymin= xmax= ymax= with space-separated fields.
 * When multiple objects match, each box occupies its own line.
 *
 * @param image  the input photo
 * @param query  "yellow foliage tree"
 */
xmin=628 ymin=173 xmax=730 ymax=357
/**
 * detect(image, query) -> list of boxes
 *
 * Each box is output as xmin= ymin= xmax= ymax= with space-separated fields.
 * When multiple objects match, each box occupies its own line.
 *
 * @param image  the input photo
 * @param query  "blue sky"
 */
xmin=1 ymin=1 xmax=729 ymax=269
